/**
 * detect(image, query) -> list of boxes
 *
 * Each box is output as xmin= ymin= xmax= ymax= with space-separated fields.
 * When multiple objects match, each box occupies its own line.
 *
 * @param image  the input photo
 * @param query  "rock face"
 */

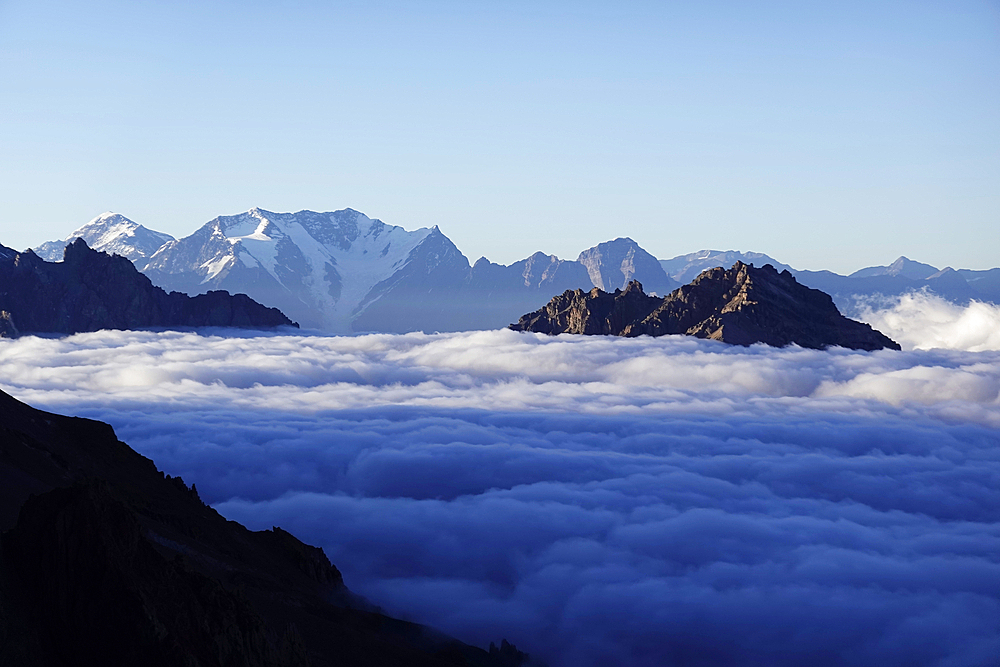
xmin=0 ymin=238 xmax=296 ymax=335
xmin=0 ymin=311 xmax=16 ymax=339
xmin=510 ymin=280 xmax=661 ymax=336
xmin=0 ymin=388 xmax=530 ymax=666
xmin=511 ymin=262 xmax=901 ymax=351
xmin=576 ymin=238 xmax=678 ymax=296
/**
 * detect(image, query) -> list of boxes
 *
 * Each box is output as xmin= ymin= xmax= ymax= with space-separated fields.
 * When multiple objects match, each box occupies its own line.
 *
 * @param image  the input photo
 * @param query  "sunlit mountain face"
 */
xmin=2 ymin=297 xmax=998 ymax=666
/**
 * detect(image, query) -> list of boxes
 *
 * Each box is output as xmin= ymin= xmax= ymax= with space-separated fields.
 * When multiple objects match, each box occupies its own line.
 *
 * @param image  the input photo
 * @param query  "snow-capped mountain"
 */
xmin=659 ymin=250 xmax=792 ymax=284
xmin=32 ymin=212 xmax=174 ymax=264
xmin=137 ymin=210 xmax=682 ymax=332
xmin=143 ymin=208 xmax=472 ymax=332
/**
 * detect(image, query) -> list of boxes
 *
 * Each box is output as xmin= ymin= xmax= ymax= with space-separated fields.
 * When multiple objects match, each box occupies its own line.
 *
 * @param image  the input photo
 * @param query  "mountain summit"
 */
xmin=142 ymin=208 xmax=470 ymax=331
xmin=849 ymin=256 xmax=940 ymax=281
xmin=577 ymin=237 xmax=678 ymax=295
xmin=511 ymin=262 xmax=901 ymax=351
xmin=33 ymin=212 xmax=175 ymax=264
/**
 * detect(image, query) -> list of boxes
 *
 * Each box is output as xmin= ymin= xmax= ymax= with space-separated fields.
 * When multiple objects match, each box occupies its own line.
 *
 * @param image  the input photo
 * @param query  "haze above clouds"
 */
xmin=1 ymin=296 xmax=998 ymax=666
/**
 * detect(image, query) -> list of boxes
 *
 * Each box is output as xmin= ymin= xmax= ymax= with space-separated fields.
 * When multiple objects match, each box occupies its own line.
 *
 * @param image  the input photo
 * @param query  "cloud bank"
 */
xmin=1 ymin=325 xmax=998 ymax=666
xmin=856 ymin=291 xmax=1000 ymax=352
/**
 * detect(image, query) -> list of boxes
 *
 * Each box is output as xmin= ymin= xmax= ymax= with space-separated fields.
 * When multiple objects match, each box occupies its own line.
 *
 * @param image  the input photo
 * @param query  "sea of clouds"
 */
xmin=0 ymin=295 xmax=998 ymax=666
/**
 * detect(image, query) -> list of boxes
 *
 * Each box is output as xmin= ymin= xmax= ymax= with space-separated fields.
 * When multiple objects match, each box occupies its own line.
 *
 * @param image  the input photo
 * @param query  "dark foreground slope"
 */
xmin=0 ymin=238 xmax=295 ymax=336
xmin=0 ymin=389 xmax=529 ymax=667
xmin=511 ymin=262 xmax=900 ymax=351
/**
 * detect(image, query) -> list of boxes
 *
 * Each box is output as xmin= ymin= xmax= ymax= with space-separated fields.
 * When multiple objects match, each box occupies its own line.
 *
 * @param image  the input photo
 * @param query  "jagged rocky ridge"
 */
xmin=0 ymin=238 xmax=296 ymax=336
xmin=510 ymin=262 xmax=901 ymax=351
xmin=0 ymin=388 xmax=531 ymax=666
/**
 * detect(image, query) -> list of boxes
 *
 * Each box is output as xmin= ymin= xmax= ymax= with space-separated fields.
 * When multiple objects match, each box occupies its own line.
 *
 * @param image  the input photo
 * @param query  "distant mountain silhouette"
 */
xmin=849 ymin=256 xmax=939 ymax=280
xmin=511 ymin=262 xmax=900 ymax=351
xmin=659 ymin=250 xmax=792 ymax=285
xmin=0 ymin=238 xmax=295 ymax=337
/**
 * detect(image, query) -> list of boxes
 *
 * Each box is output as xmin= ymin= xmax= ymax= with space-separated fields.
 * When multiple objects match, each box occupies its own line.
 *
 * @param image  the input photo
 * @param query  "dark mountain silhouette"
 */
xmin=0 ymin=388 xmax=531 ymax=666
xmin=0 ymin=238 xmax=296 ymax=337
xmin=511 ymin=262 xmax=900 ymax=351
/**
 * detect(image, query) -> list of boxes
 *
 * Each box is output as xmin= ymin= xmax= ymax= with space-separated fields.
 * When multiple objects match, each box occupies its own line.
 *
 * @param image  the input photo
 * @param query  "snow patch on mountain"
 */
xmin=659 ymin=249 xmax=793 ymax=284
xmin=143 ymin=208 xmax=435 ymax=331
xmin=32 ymin=212 xmax=174 ymax=264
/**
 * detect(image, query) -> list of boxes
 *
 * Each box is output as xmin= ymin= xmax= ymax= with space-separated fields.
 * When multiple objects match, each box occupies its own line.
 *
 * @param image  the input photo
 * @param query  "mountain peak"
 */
xmin=850 ymin=256 xmax=939 ymax=280
xmin=577 ymin=238 xmax=676 ymax=294
xmin=512 ymin=262 xmax=900 ymax=351
xmin=658 ymin=250 xmax=793 ymax=284
xmin=31 ymin=214 xmax=175 ymax=264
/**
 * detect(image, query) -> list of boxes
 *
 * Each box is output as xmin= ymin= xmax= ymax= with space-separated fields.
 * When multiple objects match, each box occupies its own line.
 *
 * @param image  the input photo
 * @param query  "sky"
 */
xmin=0 ymin=1 xmax=998 ymax=273
xmin=0 ymin=295 xmax=998 ymax=666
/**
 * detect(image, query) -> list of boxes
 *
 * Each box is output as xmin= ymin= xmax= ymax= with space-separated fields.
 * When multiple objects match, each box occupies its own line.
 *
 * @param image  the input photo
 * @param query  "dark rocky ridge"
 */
xmin=0 ymin=238 xmax=296 ymax=336
xmin=0 ymin=388 xmax=531 ymax=666
xmin=511 ymin=262 xmax=901 ymax=351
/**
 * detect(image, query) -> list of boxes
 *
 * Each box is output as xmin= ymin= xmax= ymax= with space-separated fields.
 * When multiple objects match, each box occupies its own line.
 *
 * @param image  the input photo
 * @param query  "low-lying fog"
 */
xmin=1 ymin=293 xmax=998 ymax=666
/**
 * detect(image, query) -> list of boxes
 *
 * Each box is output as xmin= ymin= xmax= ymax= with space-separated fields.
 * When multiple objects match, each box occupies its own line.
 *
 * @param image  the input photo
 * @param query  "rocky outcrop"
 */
xmin=0 ymin=238 xmax=296 ymax=336
xmin=0 ymin=311 xmax=16 ymax=339
xmin=511 ymin=262 xmax=901 ymax=351
xmin=511 ymin=280 xmax=661 ymax=336
xmin=0 ymin=387 xmax=532 ymax=666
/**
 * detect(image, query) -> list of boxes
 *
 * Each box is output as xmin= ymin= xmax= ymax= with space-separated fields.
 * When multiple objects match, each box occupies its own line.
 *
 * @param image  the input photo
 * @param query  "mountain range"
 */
xmin=27 ymin=209 xmax=1000 ymax=333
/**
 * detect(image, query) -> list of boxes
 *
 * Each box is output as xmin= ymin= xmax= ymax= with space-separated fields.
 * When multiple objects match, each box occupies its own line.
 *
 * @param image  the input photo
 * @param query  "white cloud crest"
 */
xmin=856 ymin=291 xmax=1000 ymax=352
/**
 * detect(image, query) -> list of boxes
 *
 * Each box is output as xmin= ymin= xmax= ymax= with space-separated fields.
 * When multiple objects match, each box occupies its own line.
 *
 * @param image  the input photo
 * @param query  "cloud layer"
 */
xmin=1 ymin=324 xmax=998 ymax=666
xmin=856 ymin=291 xmax=1000 ymax=352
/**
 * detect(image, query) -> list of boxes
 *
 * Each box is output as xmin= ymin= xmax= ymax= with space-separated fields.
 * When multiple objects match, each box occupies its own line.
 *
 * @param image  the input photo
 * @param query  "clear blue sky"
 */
xmin=1 ymin=0 xmax=997 ymax=273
